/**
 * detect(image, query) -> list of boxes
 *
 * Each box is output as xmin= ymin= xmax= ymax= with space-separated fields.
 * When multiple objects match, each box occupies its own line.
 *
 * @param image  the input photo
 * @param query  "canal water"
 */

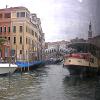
xmin=0 ymin=64 xmax=100 ymax=100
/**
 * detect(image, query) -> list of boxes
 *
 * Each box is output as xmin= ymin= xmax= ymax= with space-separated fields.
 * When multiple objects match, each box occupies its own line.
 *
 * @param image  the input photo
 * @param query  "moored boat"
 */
xmin=63 ymin=53 xmax=99 ymax=75
xmin=16 ymin=60 xmax=45 ymax=71
xmin=0 ymin=63 xmax=18 ymax=75
xmin=63 ymin=42 xmax=100 ymax=76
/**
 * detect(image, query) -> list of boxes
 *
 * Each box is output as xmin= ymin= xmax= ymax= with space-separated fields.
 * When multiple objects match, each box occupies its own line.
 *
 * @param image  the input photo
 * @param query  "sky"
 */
xmin=0 ymin=0 xmax=100 ymax=42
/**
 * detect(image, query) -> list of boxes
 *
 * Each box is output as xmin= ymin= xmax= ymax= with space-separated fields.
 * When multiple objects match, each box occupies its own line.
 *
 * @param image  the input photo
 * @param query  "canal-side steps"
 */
xmin=15 ymin=60 xmax=45 ymax=72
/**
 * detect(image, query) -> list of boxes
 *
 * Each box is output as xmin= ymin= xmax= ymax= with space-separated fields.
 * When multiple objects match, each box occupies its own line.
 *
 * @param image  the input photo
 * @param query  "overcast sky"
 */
xmin=0 ymin=0 xmax=100 ymax=42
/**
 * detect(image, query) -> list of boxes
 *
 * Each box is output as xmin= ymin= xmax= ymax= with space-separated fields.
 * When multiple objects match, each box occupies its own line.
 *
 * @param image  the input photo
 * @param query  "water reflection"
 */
xmin=0 ymin=66 xmax=48 ymax=100
xmin=63 ymin=75 xmax=100 ymax=100
xmin=0 ymin=65 xmax=100 ymax=100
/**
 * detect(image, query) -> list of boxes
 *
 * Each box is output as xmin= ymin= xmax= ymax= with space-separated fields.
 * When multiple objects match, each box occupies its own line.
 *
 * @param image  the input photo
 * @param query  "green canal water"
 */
xmin=0 ymin=64 xmax=100 ymax=100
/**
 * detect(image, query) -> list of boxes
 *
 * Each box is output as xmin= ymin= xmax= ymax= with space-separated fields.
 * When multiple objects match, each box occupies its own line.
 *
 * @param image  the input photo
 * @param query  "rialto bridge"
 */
xmin=45 ymin=48 xmax=67 ymax=60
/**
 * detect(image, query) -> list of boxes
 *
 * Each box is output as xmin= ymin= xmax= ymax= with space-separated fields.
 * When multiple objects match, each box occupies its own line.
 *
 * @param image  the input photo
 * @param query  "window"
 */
xmin=17 ymin=12 xmax=20 ymax=17
xmin=17 ymin=12 xmax=25 ymax=17
xmin=14 ymin=37 xmax=16 ymax=44
xmin=4 ymin=13 xmax=11 ymax=18
xmin=26 ymin=12 xmax=30 ymax=19
xmin=35 ymin=32 xmax=37 ymax=38
xmin=13 ymin=26 xmax=16 ymax=33
xmin=26 ymin=37 xmax=28 ymax=44
xmin=20 ymin=50 xmax=22 ymax=54
xmin=4 ymin=27 xmax=6 ymax=32
xmin=19 ymin=26 xmax=23 ymax=33
xmin=20 ymin=36 xmax=22 ymax=44
xmin=90 ymin=58 xmax=94 ymax=63
xmin=0 ymin=27 xmax=2 ymax=33
xmin=8 ymin=27 xmax=10 ymax=32
xmin=11 ymin=49 xmax=15 ymax=56
xmin=21 ymin=12 xmax=25 ymax=17
xmin=0 ymin=14 xmax=2 ymax=18
xmin=8 ymin=37 xmax=10 ymax=41
xmin=32 ymin=40 xmax=33 ymax=46
xmin=26 ymin=26 xmax=27 ymax=32
xmin=29 ymin=38 xmax=31 ymax=44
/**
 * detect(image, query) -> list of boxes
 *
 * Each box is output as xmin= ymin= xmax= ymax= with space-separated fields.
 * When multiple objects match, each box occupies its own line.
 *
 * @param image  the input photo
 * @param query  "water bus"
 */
xmin=63 ymin=42 xmax=100 ymax=76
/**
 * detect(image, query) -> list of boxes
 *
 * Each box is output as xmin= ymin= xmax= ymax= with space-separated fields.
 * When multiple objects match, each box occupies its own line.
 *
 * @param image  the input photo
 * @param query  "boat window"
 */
xmin=78 ymin=60 xmax=82 ymax=63
xmin=90 ymin=58 xmax=94 ymax=63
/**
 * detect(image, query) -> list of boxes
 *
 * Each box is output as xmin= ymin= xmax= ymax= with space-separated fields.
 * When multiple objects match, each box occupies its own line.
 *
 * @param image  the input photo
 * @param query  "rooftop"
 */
xmin=0 ymin=6 xmax=30 ymax=13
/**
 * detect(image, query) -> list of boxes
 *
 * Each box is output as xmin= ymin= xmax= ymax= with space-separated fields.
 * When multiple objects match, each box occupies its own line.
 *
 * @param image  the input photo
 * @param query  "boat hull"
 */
xmin=63 ymin=53 xmax=99 ymax=76
xmin=63 ymin=64 xmax=98 ymax=76
xmin=0 ymin=63 xmax=18 ymax=75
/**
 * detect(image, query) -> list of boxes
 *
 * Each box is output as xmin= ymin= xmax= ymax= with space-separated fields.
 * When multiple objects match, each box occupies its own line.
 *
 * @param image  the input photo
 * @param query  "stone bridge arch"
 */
xmin=45 ymin=48 xmax=67 ymax=60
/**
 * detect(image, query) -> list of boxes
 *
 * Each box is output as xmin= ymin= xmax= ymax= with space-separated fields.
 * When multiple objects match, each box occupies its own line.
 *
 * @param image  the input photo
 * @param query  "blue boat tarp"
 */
xmin=16 ymin=61 xmax=44 ymax=68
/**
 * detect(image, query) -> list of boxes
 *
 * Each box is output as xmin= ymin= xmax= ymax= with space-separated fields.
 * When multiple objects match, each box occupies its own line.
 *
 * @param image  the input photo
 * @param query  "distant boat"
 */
xmin=0 ymin=63 xmax=18 ymax=75
xmin=45 ymin=58 xmax=62 ymax=65
xmin=63 ymin=42 xmax=100 ymax=76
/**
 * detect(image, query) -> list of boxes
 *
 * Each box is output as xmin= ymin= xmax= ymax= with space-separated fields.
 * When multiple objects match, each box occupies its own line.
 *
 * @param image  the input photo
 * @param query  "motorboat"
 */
xmin=0 ymin=63 xmax=18 ymax=75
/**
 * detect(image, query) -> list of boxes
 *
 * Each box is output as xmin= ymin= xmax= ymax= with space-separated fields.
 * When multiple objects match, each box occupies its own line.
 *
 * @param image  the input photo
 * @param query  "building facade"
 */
xmin=87 ymin=21 xmax=100 ymax=49
xmin=0 ymin=6 xmax=45 ymax=61
xmin=89 ymin=35 xmax=100 ymax=48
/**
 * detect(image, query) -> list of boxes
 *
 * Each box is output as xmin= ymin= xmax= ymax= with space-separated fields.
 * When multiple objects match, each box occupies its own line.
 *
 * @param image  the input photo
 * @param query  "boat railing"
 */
xmin=64 ymin=53 xmax=91 ymax=60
